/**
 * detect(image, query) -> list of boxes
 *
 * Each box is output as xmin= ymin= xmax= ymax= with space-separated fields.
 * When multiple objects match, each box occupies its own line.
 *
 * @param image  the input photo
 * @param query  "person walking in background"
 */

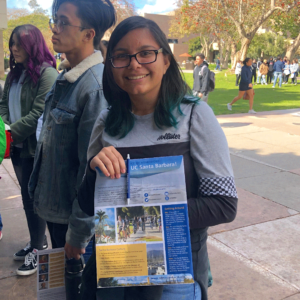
xmin=291 ymin=59 xmax=299 ymax=85
xmin=0 ymin=25 xmax=58 ymax=276
xmin=283 ymin=60 xmax=291 ymax=84
xmin=259 ymin=59 xmax=269 ymax=85
xmin=227 ymin=58 xmax=256 ymax=114
xmin=193 ymin=53 xmax=210 ymax=103
xmin=251 ymin=59 xmax=257 ymax=84
xmin=267 ymin=57 xmax=274 ymax=84
xmin=235 ymin=60 xmax=242 ymax=86
xmin=273 ymin=56 xmax=284 ymax=88
xmin=256 ymin=58 xmax=263 ymax=84
xmin=215 ymin=57 xmax=221 ymax=71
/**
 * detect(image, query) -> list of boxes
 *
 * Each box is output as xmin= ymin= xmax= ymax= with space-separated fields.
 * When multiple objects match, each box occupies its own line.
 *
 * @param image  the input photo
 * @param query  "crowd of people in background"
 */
xmin=228 ymin=55 xmax=299 ymax=113
xmin=235 ymin=55 xmax=299 ymax=88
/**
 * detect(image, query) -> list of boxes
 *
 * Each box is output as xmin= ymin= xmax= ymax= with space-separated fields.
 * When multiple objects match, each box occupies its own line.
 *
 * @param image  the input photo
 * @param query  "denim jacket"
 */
xmin=29 ymin=51 xmax=107 ymax=248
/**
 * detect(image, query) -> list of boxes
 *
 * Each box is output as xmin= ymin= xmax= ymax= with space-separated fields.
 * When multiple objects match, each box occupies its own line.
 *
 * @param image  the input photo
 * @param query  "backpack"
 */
xmin=201 ymin=65 xmax=215 ymax=92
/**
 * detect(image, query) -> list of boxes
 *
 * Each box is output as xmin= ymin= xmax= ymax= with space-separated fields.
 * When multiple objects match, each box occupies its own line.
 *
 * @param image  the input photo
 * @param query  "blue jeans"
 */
xmin=261 ymin=75 xmax=267 ymax=84
xmin=257 ymin=74 xmax=261 ymax=83
xmin=215 ymin=64 xmax=220 ymax=71
xmin=273 ymin=72 xmax=283 ymax=87
xmin=0 ymin=213 xmax=2 ymax=231
xmin=161 ymin=282 xmax=201 ymax=300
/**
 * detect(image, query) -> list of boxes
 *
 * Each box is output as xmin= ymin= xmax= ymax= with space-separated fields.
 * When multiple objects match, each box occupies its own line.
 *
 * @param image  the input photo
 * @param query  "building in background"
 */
xmin=0 ymin=0 xmax=7 ymax=77
xmin=143 ymin=12 xmax=197 ymax=64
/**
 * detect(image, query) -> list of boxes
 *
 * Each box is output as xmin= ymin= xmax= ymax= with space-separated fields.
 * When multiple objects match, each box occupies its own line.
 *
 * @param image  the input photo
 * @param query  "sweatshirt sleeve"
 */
xmin=200 ymin=66 xmax=209 ymax=94
xmin=188 ymin=102 xmax=238 ymax=229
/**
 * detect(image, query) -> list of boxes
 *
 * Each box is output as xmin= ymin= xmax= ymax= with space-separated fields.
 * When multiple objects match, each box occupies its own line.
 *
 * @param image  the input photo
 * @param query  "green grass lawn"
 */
xmin=183 ymin=70 xmax=300 ymax=115
xmin=0 ymin=74 xmax=7 ymax=81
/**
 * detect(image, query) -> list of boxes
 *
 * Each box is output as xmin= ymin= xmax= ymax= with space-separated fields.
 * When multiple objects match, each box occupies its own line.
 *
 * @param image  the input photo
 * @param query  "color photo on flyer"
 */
xmin=94 ymin=156 xmax=194 ymax=288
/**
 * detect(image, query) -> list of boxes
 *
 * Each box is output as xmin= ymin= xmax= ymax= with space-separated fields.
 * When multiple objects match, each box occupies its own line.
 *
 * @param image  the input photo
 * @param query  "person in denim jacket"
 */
xmin=28 ymin=0 xmax=116 ymax=254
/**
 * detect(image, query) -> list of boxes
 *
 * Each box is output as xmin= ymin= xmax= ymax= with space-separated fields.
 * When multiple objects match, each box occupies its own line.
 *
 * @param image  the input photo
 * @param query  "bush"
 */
xmin=4 ymin=58 xmax=9 ymax=70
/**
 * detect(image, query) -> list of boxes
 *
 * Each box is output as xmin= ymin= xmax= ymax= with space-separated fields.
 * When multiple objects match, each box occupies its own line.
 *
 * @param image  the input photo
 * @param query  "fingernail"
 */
xmin=106 ymin=173 xmax=110 ymax=177
xmin=111 ymin=175 xmax=115 ymax=179
xmin=116 ymin=174 xmax=120 ymax=179
xmin=121 ymin=168 xmax=126 ymax=173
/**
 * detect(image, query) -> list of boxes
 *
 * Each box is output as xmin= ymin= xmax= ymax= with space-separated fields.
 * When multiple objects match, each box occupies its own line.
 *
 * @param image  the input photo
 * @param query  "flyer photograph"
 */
xmin=94 ymin=155 xmax=194 ymax=288
xmin=37 ymin=248 xmax=66 ymax=300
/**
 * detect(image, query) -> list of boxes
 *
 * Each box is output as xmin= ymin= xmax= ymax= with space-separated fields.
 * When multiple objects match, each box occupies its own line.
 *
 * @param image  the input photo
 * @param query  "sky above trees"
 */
xmin=7 ymin=0 xmax=176 ymax=15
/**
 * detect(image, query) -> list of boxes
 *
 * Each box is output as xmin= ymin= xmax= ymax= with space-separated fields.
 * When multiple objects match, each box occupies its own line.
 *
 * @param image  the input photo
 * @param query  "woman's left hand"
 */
xmin=249 ymin=83 xmax=253 ymax=88
xmin=64 ymin=242 xmax=85 ymax=260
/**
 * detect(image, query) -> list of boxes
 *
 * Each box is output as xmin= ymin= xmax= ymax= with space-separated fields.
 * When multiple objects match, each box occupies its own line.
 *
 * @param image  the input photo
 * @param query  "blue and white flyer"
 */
xmin=94 ymin=156 xmax=194 ymax=288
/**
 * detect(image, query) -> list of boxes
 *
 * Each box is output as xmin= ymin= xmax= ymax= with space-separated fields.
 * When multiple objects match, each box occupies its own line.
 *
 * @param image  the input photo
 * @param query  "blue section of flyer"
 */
xmin=163 ymin=204 xmax=193 ymax=276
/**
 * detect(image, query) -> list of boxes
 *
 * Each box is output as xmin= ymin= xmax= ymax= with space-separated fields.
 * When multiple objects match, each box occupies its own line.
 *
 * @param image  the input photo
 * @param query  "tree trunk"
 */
xmin=231 ymin=37 xmax=251 ymax=70
xmin=239 ymin=37 xmax=251 ymax=61
xmin=230 ymin=42 xmax=237 ymax=71
xmin=222 ymin=42 xmax=230 ymax=69
xmin=201 ymin=36 xmax=209 ymax=58
xmin=219 ymin=41 xmax=223 ymax=66
xmin=285 ymin=33 xmax=300 ymax=60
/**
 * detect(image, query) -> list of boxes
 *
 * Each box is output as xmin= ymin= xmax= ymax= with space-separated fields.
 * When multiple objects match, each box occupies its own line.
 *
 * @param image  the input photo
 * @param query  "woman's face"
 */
xmin=110 ymin=28 xmax=170 ymax=103
xmin=10 ymin=33 xmax=28 ymax=66
xmin=246 ymin=59 xmax=252 ymax=66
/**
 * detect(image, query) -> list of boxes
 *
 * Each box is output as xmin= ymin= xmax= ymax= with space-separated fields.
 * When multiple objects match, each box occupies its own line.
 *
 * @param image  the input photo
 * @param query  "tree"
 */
xmin=169 ymin=0 xmax=239 ymax=66
xmin=119 ymin=206 xmax=144 ymax=219
xmin=3 ymin=9 xmax=53 ymax=56
xmin=270 ymin=5 xmax=300 ymax=59
xmin=188 ymin=37 xmax=202 ymax=57
xmin=247 ymin=32 xmax=287 ymax=59
xmin=28 ymin=0 xmax=47 ymax=14
xmin=95 ymin=210 xmax=108 ymax=242
xmin=169 ymin=0 xmax=218 ymax=60
xmin=143 ymin=206 xmax=160 ymax=216
xmin=105 ymin=0 xmax=136 ymax=37
xmin=218 ymin=0 xmax=298 ymax=67
xmin=174 ymin=0 xmax=299 ymax=70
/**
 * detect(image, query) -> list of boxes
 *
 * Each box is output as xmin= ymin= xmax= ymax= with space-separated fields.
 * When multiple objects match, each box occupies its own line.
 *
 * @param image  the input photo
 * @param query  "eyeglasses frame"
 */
xmin=49 ymin=18 xmax=87 ymax=33
xmin=109 ymin=48 xmax=164 ymax=69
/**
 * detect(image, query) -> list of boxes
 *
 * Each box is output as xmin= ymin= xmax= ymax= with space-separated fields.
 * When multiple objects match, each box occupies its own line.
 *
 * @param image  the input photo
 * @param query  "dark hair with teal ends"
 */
xmin=103 ymin=16 xmax=198 ymax=138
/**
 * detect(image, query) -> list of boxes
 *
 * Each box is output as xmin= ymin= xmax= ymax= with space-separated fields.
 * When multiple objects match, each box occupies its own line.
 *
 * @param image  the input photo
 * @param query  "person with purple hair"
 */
xmin=0 ymin=24 xmax=58 ymax=276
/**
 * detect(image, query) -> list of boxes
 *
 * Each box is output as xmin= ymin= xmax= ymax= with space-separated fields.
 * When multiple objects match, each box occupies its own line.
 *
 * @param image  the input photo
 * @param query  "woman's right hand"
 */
xmin=90 ymin=146 xmax=126 ymax=179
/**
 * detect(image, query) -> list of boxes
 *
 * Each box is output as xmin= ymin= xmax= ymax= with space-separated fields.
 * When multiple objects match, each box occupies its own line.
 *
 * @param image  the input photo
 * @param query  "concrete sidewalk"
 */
xmin=0 ymin=108 xmax=300 ymax=299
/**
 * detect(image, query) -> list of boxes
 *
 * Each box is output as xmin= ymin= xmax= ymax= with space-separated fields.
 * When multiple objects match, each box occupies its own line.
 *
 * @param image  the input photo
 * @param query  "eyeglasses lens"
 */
xmin=112 ymin=51 xmax=156 ymax=68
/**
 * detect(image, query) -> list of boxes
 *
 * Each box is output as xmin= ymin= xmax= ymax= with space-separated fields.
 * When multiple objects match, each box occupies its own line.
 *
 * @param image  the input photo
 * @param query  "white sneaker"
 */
xmin=265 ymin=83 xmax=268 ymax=85
xmin=248 ymin=109 xmax=257 ymax=114
xmin=227 ymin=103 xmax=232 ymax=111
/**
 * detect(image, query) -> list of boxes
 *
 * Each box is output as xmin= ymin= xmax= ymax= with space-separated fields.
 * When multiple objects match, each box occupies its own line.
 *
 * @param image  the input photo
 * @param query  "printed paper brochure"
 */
xmin=94 ymin=156 xmax=194 ymax=288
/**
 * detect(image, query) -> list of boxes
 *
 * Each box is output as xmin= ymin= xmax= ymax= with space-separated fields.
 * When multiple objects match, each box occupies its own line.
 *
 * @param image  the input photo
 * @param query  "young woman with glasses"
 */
xmin=0 ymin=25 xmax=57 ymax=275
xmin=76 ymin=16 xmax=237 ymax=300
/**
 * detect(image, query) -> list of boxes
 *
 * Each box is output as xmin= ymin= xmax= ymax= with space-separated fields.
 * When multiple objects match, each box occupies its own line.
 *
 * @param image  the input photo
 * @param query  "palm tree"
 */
xmin=95 ymin=210 xmax=108 ymax=242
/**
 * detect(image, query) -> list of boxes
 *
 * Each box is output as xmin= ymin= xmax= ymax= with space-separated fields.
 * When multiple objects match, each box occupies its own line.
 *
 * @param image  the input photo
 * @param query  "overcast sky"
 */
xmin=7 ymin=0 xmax=177 ymax=15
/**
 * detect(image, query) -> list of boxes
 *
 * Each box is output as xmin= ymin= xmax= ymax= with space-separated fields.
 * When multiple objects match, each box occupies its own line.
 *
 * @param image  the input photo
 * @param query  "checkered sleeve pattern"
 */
xmin=199 ymin=176 xmax=238 ymax=198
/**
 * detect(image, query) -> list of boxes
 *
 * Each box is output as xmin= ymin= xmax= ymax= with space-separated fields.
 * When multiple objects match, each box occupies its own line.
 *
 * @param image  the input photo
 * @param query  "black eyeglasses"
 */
xmin=49 ymin=19 xmax=87 ymax=33
xmin=109 ymin=48 xmax=163 ymax=68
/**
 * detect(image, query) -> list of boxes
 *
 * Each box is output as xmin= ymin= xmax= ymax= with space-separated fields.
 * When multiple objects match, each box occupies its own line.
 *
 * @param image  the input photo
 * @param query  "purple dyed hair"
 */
xmin=9 ymin=24 xmax=56 ymax=86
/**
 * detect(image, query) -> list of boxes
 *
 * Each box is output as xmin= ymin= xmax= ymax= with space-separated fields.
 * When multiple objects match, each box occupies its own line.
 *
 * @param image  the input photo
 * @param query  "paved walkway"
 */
xmin=0 ymin=108 xmax=299 ymax=299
